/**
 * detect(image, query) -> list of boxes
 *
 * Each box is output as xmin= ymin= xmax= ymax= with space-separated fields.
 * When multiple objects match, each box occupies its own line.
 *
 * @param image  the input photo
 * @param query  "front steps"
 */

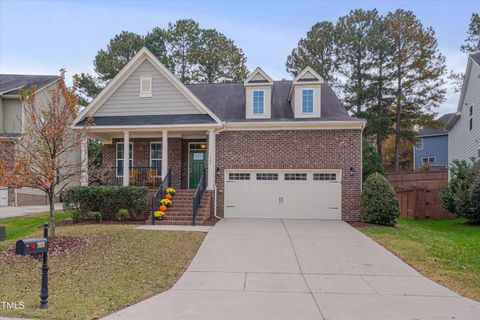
xmin=149 ymin=189 xmax=212 ymax=225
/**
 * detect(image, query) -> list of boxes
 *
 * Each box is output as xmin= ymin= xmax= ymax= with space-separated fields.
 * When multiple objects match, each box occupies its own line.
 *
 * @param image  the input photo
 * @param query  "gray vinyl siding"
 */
xmin=2 ymin=99 xmax=22 ymax=133
xmin=449 ymin=60 xmax=480 ymax=163
xmin=94 ymin=60 xmax=201 ymax=116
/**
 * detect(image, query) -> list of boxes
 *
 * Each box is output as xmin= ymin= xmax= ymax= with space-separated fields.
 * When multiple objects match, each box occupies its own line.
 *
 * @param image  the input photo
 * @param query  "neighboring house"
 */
xmin=447 ymin=53 xmax=480 ymax=165
xmin=0 ymin=74 xmax=61 ymax=206
xmin=74 ymin=47 xmax=365 ymax=222
xmin=413 ymin=113 xmax=452 ymax=170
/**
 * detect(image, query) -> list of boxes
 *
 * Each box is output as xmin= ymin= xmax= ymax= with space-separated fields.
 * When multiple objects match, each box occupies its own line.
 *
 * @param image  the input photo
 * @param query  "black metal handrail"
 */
xmin=151 ymin=169 xmax=171 ymax=225
xmin=192 ymin=168 xmax=206 ymax=226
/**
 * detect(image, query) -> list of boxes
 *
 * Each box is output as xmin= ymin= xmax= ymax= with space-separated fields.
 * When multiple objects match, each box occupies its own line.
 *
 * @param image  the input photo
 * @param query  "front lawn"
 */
xmin=0 ymin=210 xmax=72 ymax=240
xmin=359 ymin=217 xmax=480 ymax=301
xmin=0 ymin=224 xmax=205 ymax=319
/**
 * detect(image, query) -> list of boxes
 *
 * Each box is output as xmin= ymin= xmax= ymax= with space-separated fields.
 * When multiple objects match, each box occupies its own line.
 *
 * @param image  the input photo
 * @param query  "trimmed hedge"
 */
xmin=62 ymin=186 xmax=148 ymax=221
xmin=361 ymin=173 xmax=400 ymax=226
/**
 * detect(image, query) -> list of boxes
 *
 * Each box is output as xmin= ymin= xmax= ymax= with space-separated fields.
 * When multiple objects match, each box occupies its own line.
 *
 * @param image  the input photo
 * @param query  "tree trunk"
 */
xmin=48 ymin=188 xmax=55 ymax=238
xmin=394 ymin=94 xmax=401 ymax=172
xmin=376 ymin=53 xmax=384 ymax=161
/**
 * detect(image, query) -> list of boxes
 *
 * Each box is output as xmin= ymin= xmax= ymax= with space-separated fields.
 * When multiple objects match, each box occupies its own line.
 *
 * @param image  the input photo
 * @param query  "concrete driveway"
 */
xmin=105 ymin=219 xmax=480 ymax=320
xmin=0 ymin=203 xmax=63 ymax=219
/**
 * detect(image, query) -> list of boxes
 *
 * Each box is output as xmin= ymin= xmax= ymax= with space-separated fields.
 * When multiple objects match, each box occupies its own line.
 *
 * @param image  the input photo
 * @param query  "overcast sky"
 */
xmin=0 ymin=0 xmax=477 ymax=115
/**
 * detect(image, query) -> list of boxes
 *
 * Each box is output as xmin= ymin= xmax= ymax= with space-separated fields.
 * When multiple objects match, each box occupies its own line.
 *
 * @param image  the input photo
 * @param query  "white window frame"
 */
xmin=149 ymin=142 xmax=162 ymax=175
xmin=252 ymin=90 xmax=265 ymax=115
xmin=140 ymin=75 xmax=152 ymax=97
xmin=301 ymin=88 xmax=314 ymax=114
xmin=416 ymin=138 xmax=424 ymax=150
xmin=422 ymin=156 xmax=436 ymax=164
xmin=116 ymin=142 xmax=133 ymax=177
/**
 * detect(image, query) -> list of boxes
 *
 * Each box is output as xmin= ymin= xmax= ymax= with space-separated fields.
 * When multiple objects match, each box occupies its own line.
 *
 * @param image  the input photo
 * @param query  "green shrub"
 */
xmin=362 ymin=138 xmax=384 ymax=182
xmin=361 ymin=172 xmax=400 ymax=226
xmin=62 ymin=186 xmax=148 ymax=221
xmin=467 ymin=175 xmax=480 ymax=224
xmin=89 ymin=212 xmax=102 ymax=223
xmin=71 ymin=209 xmax=84 ymax=223
xmin=117 ymin=209 xmax=130 ymax=221
xmin=441 ymin=159 xmax=480 ymax=223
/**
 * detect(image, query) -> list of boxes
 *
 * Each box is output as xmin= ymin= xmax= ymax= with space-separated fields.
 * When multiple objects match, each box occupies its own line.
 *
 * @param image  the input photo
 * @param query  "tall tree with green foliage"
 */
xmin=362 ymin=138 xmax=385 ymax=182
xmin=286 ymin=21 xmax=337 ymax=81
xmin=78 ymin=31 xmax=145 ymax=100
xmin=194 ymin=29 xmax=248 ymax=83
xmin=461 ymin=13 xmax=480 ymax=53
xmin=166 ymin=19 xmax=201 ymax=83
xmin=367 ymin=15 xmax=395 ymax=159
xmin=78 ymin=20 xmax=249 ymax=101
xmin=384 ymin=9 xmax=446 ymax=172
xmin=335 ymin=9 xmax=379 ymax=116
xmin=449 ymin=13 xmax=480 ymax=93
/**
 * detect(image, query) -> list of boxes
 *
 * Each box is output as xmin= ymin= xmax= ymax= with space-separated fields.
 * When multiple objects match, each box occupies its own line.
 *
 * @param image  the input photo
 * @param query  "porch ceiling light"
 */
xmin=200 ymin=144 xmax=207 ymax=149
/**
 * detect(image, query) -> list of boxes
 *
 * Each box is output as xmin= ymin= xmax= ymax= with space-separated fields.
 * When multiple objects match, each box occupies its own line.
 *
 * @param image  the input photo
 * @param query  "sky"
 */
xmin=0 ymin=0 xmax=478 ymax=115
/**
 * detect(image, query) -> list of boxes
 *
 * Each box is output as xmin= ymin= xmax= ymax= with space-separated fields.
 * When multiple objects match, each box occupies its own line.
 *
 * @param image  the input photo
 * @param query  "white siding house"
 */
xmin=447 ymin=53 xmax=480 ymax=165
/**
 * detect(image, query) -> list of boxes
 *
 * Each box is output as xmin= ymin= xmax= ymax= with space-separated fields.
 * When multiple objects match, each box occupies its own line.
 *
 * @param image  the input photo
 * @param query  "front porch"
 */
xmin=82 ymin=129 xmax=216 ymax=191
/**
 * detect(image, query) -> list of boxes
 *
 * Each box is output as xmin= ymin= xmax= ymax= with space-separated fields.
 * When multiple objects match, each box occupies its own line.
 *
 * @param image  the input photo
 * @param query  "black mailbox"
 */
xmin=15 ymin=238 xmax=48 ymax=255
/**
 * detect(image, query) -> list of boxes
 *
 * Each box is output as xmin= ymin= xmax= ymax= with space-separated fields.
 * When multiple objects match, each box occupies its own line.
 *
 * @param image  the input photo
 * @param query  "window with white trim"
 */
xmin=313 ymin=173 xmax=337 ymax=181
xmin=140 ymin=76 xmax=152 ymax=97
xmin=256 ymin=173 xmax=278 ymax=180
xmin=116 ymin=142 xmax=133 ymax=177
xmin=285 ymin=173 xmax=307 ymax=181
xmin=302 ymin=89 xmax=314 ymax=113
xmin=229 ymin=173 xmax=250 ymax=180
xmin=422 ymin=157 xmax=436 ymax=164
xmin=252 ymin=90 xmax=265 ymax=114
xmin=416 ymin=138 xmax=423 ymax=150
xmin=150 ymin=142 xmax=162 ymax=172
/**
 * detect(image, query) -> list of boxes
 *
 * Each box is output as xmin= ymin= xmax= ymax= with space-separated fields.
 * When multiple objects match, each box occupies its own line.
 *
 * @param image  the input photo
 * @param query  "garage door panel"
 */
xmin=224 ymin=170 xmax=342 ymax=219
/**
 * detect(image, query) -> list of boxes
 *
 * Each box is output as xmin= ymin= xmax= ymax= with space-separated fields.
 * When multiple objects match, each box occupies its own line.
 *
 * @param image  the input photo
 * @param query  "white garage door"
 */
xmin=0 ymin=188 xmax=8 ymax=207
xmin=224 ymin=170 xmax=341 ymax=219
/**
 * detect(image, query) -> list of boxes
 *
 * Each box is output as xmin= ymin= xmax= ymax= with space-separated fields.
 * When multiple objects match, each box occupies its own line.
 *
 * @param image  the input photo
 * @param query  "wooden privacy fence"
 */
xmin=387 ymin=170 xmax=455 ymax=219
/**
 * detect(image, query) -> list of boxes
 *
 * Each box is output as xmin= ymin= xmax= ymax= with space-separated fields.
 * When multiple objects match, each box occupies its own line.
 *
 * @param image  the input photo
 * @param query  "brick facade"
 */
xmin=214 ymin=129 xmax=362 ymax=221
xmin=99 ymin=129 xmax=362 ymax=221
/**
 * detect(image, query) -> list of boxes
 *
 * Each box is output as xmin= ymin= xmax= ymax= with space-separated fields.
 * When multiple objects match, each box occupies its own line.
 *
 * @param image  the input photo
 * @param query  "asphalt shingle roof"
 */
xmin=186 ymin=81 xmax=356 ymax=122
xmin=418 ymin=113 xmax=453 ymax=136
xmin=0 ymin=74 xmax=60 ymax=96
xmin=76 ymin=114 xmax=216 ymax=126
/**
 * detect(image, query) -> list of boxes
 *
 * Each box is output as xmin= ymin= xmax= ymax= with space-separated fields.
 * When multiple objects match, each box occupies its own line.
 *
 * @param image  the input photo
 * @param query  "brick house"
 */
xmin=74 ymin=47 xmax=365 ymax=223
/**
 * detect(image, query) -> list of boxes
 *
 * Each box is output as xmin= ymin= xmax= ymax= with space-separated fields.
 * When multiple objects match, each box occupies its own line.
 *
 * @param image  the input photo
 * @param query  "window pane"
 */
xmin=257 ymin=173 xmax=278 ymax=180
xmin=285 ymin=173 xmax=307 ymax=181
xmin=253 ymin=90 xmax=264 ymax=114
xmin=302 ymin=89 xmax=313 ymax=113
xmin=229 ymin=173 xmax=250 ymax=180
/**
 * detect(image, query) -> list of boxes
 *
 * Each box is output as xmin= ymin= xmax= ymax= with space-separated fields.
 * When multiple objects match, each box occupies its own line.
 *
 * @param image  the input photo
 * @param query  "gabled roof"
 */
xmin=418 ymin=113 xmax=453 ymax=137
xmin=73 ymin=47 xmax=223 ymax=127
xmin=244 ymin=67 xmax=274 ymax=85
xmin=187 ymin=81 xmax=356 ymax=122
xmin=446 ymin=53 xmax=480 ymax=129
xmin=0 ymin=74 xmax=60 ymax=96
xmin=288 ymin=67 xmax=324 ymax=101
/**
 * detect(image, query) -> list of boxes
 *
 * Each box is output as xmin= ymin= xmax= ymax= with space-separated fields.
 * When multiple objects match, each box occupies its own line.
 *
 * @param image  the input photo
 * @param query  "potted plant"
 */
xmin=154 ymin=211 xmax=165 ymax=220
xmin=160 ymin=198 xmax=172 ymax=207
xmin=166 ymin=187 xmax=176 ymax=196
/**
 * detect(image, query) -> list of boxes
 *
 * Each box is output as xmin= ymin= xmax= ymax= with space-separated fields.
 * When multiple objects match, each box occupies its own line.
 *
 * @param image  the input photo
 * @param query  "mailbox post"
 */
xmin=15 ymin=223 xmax=49 ymax=309
xmin=40 ymin=223 xmax=49 ymax=309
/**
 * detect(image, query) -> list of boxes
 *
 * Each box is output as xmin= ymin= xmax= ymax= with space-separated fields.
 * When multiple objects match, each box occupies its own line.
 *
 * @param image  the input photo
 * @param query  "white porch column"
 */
xmin=162 ymin=130 xmax=168 ymax=179
xmin=123 ymin=131 xmax=130 ymax=186
xmin=80 ymin=136 xmax=88 ymax=186
xmin=207 ymin=129 xmax=216 ymax=190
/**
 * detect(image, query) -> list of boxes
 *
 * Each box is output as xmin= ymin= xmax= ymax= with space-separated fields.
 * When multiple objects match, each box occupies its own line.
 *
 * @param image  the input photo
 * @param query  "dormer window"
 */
xmin=289 ymin=67 xmax=324 ymax=118
xmin=253 ymin=90 xmax=265 ymax=114
xmin=140 ymin=75 xmax=152 ymax=97
xmin=302 ymin=89 xmax=314 ymax=113
xmin=244 ymin=67 xmax=273 ymax=119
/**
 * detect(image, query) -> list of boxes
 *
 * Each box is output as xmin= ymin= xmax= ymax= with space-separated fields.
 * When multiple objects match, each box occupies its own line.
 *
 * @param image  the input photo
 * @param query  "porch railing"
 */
xmin=151 ymin=169 xmax=171 ymax=225
xmin=102 ymin=167 xmax=162 ymax=188
xmin=192 ymin=169 xmax=206 ymax=226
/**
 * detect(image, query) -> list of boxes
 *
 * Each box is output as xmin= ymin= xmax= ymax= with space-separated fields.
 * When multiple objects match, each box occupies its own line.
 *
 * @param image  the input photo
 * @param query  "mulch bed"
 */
xmin=57 ymin=220 xmax=142 ymax=226
xmin=1 ymin=235 xmax=90 ymax=260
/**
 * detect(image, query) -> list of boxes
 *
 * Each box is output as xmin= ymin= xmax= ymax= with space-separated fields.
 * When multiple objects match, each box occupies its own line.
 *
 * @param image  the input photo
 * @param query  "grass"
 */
xmin=359 ymin=217 xmax=480 ymax=301
xmin=0 ymin=211 xmax=72 ymax=241
xmin=0 ymin=224 xmax=205 ymax=319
